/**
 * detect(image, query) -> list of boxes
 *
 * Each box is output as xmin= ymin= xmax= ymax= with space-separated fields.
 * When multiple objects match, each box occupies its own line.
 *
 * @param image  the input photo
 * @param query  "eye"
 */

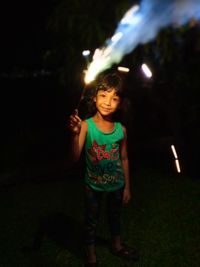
xmin=113 ymin=97 xmax=120 ymax=101
xmin=100 ymin=93 xmax=106 ymax=97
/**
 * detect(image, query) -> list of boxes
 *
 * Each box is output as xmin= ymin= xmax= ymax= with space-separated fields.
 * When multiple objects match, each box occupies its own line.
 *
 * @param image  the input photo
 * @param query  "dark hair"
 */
xmin=95 ymin=72 xmax=124 ymax=98
xmin=81 ymin=72 xmax=129 ymax=122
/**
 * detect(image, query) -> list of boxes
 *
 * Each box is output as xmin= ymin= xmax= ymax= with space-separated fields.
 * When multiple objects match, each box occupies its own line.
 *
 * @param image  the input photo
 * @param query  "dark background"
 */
xmin=1 ymin=0 xmax=200 ymax=184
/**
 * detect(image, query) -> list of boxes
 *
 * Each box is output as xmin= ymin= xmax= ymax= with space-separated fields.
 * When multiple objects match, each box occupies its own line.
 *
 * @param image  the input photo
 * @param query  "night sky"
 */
xmin=0 ymin=1 xmax=54 ymax=70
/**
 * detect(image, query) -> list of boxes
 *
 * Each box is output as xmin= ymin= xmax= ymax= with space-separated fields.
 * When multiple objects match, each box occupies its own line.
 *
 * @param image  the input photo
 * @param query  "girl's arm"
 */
xmin=68 ymin=110 xmax=88 ymax=162
xmin=121 ymin=126 xmax=131 ymax=204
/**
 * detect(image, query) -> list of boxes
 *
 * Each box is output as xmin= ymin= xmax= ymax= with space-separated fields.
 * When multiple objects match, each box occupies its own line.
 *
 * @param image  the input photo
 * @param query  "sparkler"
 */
xmin=76 ymin=85 xmax=87 ymax=111
xmin=84 ymin=0 xmax=200 ymax=84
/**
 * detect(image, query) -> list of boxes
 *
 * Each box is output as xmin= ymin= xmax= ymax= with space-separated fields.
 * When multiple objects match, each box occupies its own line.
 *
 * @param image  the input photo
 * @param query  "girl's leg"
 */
xmin=107 ymin=188 xmax=140 ymax=261
xmin=106 ymin=187 xmax=124 ymax=250
xmin=84 ymin=184 xmax=102 ymax=263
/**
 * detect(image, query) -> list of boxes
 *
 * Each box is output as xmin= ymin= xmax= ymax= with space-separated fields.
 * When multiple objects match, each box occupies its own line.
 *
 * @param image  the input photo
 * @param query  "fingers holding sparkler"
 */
xmin=68 ymin=109 xmax=82 ymax=135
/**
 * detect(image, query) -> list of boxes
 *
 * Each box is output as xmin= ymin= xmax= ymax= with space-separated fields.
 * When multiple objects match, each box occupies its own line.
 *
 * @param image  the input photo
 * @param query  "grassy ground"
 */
xmin=0 ymin=167 xmax=199 ymax=267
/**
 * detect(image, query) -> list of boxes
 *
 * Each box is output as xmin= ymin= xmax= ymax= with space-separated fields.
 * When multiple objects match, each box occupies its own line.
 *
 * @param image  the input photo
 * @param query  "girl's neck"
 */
xmin=93 ymin=113 xmax=115 ymax=133
xmin=93 ymin=112 xmax=113 ymax=123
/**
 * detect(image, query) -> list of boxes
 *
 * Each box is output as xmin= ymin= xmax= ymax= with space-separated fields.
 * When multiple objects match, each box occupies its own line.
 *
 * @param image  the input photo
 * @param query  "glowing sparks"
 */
xmin=83 ymin=0 xmax=200 ymax=84
xmin=83 ymin=5 xmax=141 ymax=84
xmin=84 ymin=47 xmax=115 ymax=84
xmin=141 ymin=63 xmax=153 ymax=78
xmin=121 ymin=4 xmax=141 ymax=25
xmin=117 ymin=66 xmax=130 ymax=72
xmin=111 ymin=32 xmax=123 ymax=42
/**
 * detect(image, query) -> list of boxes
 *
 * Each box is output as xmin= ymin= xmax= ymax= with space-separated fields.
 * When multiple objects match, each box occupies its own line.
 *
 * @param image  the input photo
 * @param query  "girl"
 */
xmin=68 ymin=73 xmax=138 ymax=267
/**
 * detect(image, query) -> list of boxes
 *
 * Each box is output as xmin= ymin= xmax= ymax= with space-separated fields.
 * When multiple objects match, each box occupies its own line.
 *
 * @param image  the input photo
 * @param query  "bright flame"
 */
xmin=141 ymin=63 xmax=152 ymax=78
xmin=84 ymin=47 xmax=116 ymax=84
xmin=121 ymin=4 xmax=140 ymax=24
xmin=84 ymin=0 xmax=200 ymax=83
xmin=117 ymin=66 xmax=130 ymax=72
xmin=111 ymin=32 xmax=123 ymax=42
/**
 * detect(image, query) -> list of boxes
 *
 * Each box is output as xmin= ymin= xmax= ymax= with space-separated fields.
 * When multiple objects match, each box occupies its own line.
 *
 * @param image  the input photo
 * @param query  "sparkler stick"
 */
xmin=76 ymin=84 xmax=87 ymax=111
xmin=76 ymin=53 xmax=92 ymax=112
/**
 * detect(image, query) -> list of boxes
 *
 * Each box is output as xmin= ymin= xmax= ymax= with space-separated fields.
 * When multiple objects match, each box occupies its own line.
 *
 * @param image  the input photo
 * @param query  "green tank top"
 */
xmin=85 ymin=117 xmax=125 ymax=192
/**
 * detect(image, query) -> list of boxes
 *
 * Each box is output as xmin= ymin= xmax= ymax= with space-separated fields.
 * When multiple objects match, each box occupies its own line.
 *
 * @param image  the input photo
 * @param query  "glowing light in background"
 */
xmin=141 ymin=63 xmax=152 ymax=78
xmin=117 ymin=66 xmax=130 ymax=72
xmin=171 ymin=145 xmax=178 ymax=159
xmin=170 ymin=144 xmax=181 ymax=173
xmin=175 ymin=159 xmax=181 ymax=173
xmin=84 ymin=0 xmax=200 ymax=84
xmin=82 ymin=50 xmax=91 ymax=57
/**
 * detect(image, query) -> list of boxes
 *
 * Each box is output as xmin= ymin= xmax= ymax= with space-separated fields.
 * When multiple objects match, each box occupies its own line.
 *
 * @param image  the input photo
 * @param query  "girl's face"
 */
xmin=94 ymin=88 xmax=121 ymax=117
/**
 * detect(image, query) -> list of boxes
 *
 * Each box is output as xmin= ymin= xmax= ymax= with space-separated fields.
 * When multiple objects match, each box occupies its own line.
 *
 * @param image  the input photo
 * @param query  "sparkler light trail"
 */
xmin=84 ymin=0 xmax=200 ymax=84
xmin=171 ymin=144 xmax=181 ymax=173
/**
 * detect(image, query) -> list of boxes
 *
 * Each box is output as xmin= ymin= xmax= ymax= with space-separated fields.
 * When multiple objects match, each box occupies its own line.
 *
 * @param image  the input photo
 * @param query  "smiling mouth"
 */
xmin=101 ymin=107 xmax=112 ymax=112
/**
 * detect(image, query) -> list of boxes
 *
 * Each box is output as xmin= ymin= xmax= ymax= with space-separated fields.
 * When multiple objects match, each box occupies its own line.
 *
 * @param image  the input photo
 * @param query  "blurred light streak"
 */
xmin=117 ymin=66 xmax=130 ymax=72
xmin=171 ymin=144 xmax=181 ymax=173
xmin=175 ymin=159 xmax=181 ymax=173
xmin=171 ymin=145 xmax=178 ymax=159
xmin=141 ymin=63 xmax=152 ymax=78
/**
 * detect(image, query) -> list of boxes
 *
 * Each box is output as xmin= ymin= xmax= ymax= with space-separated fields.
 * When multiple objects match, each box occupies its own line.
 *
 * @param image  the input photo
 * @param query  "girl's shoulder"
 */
xmin=84 ymin=117 xmax=93 ymax=126
xmin=115 ymin=121 xmax=126 ymax=131
xmin=81 ymin=120 xmax=88 ymax=133
xmin=121 ymin=124 xmax=126 ymax=133
xmin=118 ymin=123 xmax=127 ymax=139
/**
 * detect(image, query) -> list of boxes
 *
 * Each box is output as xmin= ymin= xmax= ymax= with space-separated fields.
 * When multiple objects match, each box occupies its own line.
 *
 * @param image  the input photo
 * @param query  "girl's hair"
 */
xmin=95 ymin=72 xmax=124 ymax=98
xmin=82 ymin=72 xmax=129 ymax=122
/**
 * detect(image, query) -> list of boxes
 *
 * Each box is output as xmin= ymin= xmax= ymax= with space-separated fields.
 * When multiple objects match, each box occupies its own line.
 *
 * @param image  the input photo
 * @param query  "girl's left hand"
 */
xmin=123 ymin=188 xmax=131 ymax=204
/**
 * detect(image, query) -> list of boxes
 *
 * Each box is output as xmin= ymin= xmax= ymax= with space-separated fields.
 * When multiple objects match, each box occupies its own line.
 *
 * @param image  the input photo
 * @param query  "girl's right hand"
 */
xmin=68 ymin=109 xmax=82 ymax=135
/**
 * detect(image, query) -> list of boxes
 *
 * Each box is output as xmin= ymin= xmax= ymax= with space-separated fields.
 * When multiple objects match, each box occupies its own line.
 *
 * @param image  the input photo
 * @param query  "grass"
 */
xmin=0 ymin=166 xmax=199 ymax=267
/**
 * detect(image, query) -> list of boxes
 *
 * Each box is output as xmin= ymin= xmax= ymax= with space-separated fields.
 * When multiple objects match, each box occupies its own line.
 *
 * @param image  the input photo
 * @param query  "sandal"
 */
xmin=111 ymin=244 xmax=139 ymax=261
